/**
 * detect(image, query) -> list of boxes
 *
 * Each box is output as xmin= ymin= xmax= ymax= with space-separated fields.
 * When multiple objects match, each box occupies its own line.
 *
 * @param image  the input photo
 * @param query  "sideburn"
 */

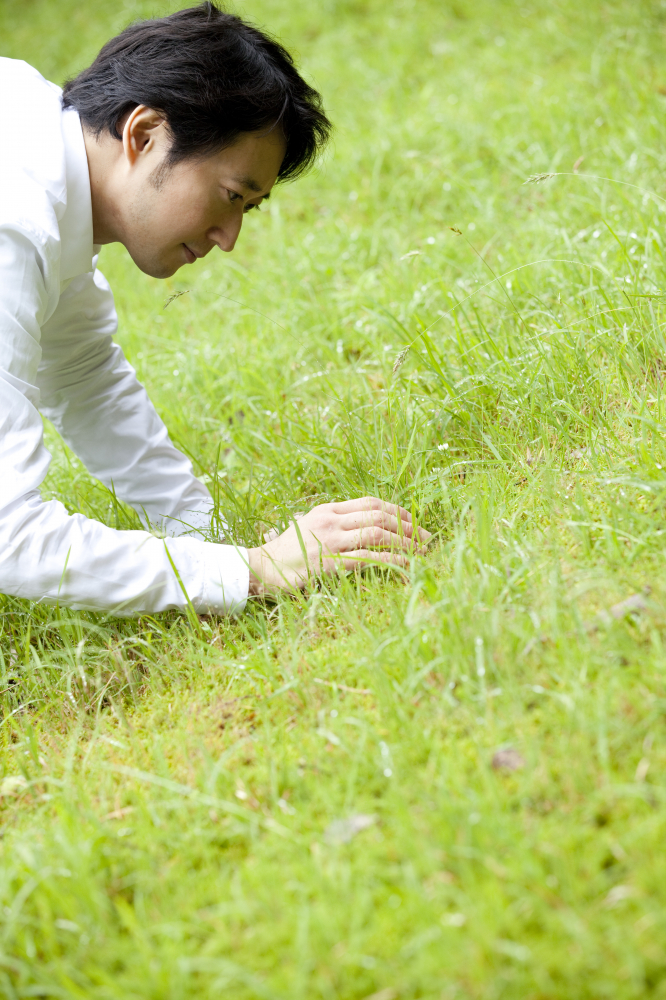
xmin=149 ymin=156 xmax=173 ymax=191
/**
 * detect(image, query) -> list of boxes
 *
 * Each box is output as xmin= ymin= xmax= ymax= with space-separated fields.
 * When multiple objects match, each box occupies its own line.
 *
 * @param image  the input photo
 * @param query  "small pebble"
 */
xmin=492 ymin=748 xmax=526 ymax=772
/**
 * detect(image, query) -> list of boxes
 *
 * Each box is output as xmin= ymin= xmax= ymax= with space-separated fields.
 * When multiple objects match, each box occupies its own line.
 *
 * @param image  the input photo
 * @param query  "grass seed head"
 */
xmin=392 ymin=347 xmax=409 ymax=375
xmin=524 ymin=173 xmax=555 ymax=185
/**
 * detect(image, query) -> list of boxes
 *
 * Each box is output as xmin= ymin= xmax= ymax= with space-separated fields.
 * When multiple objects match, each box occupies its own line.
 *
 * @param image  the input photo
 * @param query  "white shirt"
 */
xmin=0 ymin=58 xmax=249 ymax=614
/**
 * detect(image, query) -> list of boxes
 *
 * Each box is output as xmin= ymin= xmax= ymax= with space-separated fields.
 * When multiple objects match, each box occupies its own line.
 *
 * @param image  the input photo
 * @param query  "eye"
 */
xmin=227 ymin=190 xmax=243 ymax=203
xmin=244 ymin=203 xmax=261 ymax=214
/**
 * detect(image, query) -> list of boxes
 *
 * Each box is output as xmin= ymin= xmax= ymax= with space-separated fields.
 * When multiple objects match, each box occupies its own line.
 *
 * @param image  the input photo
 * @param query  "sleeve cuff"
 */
xmin=199 ymin=541 xmax=249 ymax=615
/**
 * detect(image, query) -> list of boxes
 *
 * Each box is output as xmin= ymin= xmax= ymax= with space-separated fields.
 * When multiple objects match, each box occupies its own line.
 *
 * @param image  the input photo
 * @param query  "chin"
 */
xmin=140 ymin=260 xmax=181 ymax=280
xmin=128 ymin=247 xmax=181 ymax=280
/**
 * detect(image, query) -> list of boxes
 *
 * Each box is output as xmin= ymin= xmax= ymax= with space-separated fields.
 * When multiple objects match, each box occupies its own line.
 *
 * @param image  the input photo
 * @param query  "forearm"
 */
xmin=42 ymin=342 xmax=214 ymax=534
xmin=1 ymin=490 xmax=248 ymax=615
xmin=38 ymin=269 xmax=213 ymax=537
xmin=1 ymin=351 xmax=246 ymax=615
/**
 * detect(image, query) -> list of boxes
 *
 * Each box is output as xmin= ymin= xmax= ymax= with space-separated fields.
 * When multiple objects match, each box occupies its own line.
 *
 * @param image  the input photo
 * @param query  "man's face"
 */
xmin=117 ymin=125 xmax=285 ymax=278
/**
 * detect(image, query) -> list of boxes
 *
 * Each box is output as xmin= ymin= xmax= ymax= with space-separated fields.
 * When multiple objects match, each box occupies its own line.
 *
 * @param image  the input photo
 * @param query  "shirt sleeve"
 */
xmin=38 ymin=264 xmax=217 ymax=538
xmin=0 ymin=225 xmax=249 ymax=615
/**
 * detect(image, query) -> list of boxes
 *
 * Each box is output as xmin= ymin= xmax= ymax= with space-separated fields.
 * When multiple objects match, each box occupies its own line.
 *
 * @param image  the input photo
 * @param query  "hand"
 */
xmin=247 ymin=496 xmax=432 ymax=597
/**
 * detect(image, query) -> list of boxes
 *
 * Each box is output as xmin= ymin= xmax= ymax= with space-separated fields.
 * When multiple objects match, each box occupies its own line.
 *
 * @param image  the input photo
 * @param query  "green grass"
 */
xmin=3 ymin=0 xmax=666 ymax=995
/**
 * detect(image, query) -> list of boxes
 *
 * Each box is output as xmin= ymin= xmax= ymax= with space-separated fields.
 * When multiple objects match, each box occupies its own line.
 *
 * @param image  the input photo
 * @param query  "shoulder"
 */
xmin=0 ymin=56 xmax=64 ymax=143
xmin=0 ymin=57 xmax=62 ymax=101
xmin=0 ymin=57 xmax=65 ymax=167
xmin=0 ymin=58 xmax=66 ymax=260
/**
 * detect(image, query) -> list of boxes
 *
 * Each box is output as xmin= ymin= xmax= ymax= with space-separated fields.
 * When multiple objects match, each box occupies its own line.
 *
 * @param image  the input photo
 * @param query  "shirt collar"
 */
xmin=59 ymin=106 xmax=95 ymax=281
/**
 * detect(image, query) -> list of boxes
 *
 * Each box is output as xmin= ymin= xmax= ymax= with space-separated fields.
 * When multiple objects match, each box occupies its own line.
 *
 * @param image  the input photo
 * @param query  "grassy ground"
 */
xmin=2 ymin=0 xmax=666 ymax=995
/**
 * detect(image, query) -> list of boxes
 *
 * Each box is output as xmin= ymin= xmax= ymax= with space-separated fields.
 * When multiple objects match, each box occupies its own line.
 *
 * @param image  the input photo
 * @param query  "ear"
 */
xmin=121 ymin=105 xmax=167 ymax=167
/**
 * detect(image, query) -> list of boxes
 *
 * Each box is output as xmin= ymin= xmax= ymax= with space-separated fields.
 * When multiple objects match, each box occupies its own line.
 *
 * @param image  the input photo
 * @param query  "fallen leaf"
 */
xmin=610 ymin=593 xmax=649 ymax=619
xmin=484 ymin=855 xmax=510 ymax=878
xmin=325 ymin=813 xmax=376 ymax=844
xmin=586 ymin=590 xmax=651 ymax=632
xmin=635 ymin=758 xmax=650 ymax=782
xmin=426 ymin=870 xmax=456 ymax=886
xmin=103 ymin=806 xmax=135 ymax=821
xmin=0 ymin=776 xmax=27 ymax=797
xmin=314 ymin=678 xmax=372 ymax=695
xmin=494 ymin=938 xmax=531 ymax=962
xmin=604 ymin=884 xmax=636 ymax=908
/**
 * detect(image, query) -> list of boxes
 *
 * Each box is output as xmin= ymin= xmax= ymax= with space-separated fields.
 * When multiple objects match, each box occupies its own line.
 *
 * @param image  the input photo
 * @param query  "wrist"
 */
xmin=247 ymin=546 xmax=265 ymax=597
xmin=247 ymin=544 xmax=306 ymax=597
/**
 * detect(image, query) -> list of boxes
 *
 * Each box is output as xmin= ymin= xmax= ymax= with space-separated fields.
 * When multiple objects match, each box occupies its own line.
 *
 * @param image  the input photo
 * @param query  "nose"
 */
xmin=207 ymin=213 xmax=243 ymax=254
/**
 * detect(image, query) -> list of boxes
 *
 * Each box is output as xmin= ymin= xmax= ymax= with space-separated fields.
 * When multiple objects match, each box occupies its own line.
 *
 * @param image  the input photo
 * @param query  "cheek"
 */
xmin=182 ymin=198 xmax=227 ymax=238
xmin=154 ymin=181 xmax=220 ymax=238
xmin=165 ymin=200 xmax=205 ymax=234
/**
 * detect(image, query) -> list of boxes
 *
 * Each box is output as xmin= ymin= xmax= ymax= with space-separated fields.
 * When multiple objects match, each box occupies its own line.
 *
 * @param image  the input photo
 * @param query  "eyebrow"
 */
xmin=232 ymin=176 xmax=267 ymax=195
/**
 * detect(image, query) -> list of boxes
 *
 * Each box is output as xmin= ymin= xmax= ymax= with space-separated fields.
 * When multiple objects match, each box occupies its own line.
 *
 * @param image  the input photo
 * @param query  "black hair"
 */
xmin=62 ymin=2 xmax=331 ymax=181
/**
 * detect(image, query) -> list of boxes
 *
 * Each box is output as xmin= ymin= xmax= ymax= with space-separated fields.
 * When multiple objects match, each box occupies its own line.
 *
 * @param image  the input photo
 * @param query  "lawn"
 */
xmin=2 ymin=0 xmax=666 ymax=996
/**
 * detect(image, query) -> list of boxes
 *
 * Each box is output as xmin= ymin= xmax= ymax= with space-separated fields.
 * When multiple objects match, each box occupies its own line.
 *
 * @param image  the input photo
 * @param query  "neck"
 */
xmin=82 ymin=128 xmax=123 ymax=245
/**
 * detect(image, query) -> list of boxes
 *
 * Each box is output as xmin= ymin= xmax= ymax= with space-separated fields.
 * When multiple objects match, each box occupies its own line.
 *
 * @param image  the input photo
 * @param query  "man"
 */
xmin=0 ymin=3 xmax=428 ymax=616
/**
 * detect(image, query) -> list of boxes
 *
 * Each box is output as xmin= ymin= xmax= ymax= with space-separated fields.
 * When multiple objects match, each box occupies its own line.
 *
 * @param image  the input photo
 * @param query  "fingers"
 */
xmin=337 ymin=508 xmax=431 ymax=544
xmin=330 ymin=496 xmax=432 ymax=542
xmin=250 ymin=496 xmax=432 ymax=598
xmin=330 ymin=525 xmax=414 ymax=554
xmin=331 ymin=496 xmax=412 ymax=523
xmin=338 ymin=550 xmax=410 ymax=571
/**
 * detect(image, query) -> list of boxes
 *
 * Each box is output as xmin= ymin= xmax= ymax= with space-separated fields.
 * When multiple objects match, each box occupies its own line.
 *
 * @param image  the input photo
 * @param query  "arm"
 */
xmin=36 ymin=261 xmax=432 ymax=595
xmin=0 ymin=226 xmax=247 ymax=614
xmin=0 ymin=229 xmax=427 ymax=613
xmin=38 ymin=265 xmax=214 ymax=538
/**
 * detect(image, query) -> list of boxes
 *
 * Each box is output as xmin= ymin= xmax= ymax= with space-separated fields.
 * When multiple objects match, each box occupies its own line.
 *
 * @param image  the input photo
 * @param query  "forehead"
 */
xmin=202 ymin=131 xmax=286 ymax=193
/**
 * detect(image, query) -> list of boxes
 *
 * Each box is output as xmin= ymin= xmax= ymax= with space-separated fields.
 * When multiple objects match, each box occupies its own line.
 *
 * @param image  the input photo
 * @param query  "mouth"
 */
xmin=183 ymin=244 xmax=197 ymax=264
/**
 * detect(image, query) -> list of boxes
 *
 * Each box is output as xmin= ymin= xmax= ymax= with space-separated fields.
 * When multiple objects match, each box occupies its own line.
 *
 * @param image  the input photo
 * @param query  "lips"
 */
xmin=183 ymin=244 xmax=197 ymax=264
